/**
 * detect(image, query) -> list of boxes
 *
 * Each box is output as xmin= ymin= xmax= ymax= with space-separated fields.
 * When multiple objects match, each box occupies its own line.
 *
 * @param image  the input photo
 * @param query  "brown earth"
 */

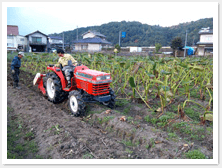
xmin=6 ymin=67 xmax=213 ymax=159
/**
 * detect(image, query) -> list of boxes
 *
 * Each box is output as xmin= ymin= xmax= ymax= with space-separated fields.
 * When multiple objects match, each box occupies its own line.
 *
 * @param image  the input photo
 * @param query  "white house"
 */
xmin=73 ymin=30 xmax=112 ymax=52
xmin=196 ymin=27 xmax=213 ymax=56
xmin=7 ymin=25 xmax=27 ymax=51
xmin=25 ymin=30 xmax=48 ymax=52
xmin=48 ymin=36 xmax=64 ymax=50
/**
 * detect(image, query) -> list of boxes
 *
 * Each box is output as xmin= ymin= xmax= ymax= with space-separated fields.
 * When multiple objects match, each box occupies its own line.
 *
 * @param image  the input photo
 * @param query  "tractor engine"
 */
xmin=74 ymin=65 xmax=112 ymax=96
xmin=72 ymin=65 xmax=114 ymax=107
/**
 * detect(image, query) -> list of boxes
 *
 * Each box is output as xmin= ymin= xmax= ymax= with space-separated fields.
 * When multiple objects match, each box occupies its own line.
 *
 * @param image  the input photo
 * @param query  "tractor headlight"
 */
xmin=106 ymin=75 xmax=111 ymax=79
xmin=96 ymin=76 xmax=101 ymax=81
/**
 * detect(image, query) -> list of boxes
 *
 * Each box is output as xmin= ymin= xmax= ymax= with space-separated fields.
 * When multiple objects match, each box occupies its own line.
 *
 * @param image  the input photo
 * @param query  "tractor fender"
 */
xmin=47 ymin=66 xmax=67 ymax=89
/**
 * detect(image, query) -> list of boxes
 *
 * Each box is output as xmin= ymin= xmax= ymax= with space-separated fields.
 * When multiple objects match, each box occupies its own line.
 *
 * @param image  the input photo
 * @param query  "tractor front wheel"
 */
xmin=102 ymin=88 xmax=116 ymax=109
xmin=46 ymin=72 xmax=67 ymax=103
xmin=68 ymin=90 xmax=86 ymax=117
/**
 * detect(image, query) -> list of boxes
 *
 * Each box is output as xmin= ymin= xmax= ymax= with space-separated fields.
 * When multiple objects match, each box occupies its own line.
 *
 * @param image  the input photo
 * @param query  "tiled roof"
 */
xmin=198 ymin=28 xmax=213 ymax=34
xmin=73 ymin=38 xmax=112 ymax=44
xmin=25 ymin=30 xmax=48 ymax=37
xmin=7 ymin=25 xmax=19 ymax=35
xmin=196 ymin=42 xmax=213 ymax=45
xmin=82 ymin=30 xmax=106 ymax=38
xmin=49 ymin=36 xmax=63 ymax=40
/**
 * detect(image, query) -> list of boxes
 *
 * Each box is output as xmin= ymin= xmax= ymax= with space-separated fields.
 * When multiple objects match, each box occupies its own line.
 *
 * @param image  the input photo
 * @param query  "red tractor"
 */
xmin=33 ymin=62 xmax=115 ymax=116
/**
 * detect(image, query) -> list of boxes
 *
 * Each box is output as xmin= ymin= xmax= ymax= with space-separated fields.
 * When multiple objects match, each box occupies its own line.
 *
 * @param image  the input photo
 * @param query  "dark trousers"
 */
xmin=12 ymin=68 xmax=20 ymax=87
xmin=62 ymin=66 xmax=74 ymax=86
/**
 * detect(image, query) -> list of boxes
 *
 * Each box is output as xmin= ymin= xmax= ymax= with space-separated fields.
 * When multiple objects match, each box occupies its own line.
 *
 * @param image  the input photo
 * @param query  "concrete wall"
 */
xmin=88 ymin=44 xmax=101 ymax=51
xmin=200 ymin=34 xmax=213 ymax=43
xmin=16 ymin=35 xmax=27 ymax=45
xmin=197 ymin=46 xmax=205 ymax=56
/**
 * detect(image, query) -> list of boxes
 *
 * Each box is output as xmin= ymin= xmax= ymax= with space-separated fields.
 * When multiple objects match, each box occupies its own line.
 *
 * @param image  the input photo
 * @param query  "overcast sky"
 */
xmin=6 ymin=2 xmax=217 ymax=36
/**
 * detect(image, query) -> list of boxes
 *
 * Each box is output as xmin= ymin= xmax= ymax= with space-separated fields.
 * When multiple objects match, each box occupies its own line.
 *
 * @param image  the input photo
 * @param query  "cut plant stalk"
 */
xmin=129 ymin=77 xmax=154 ymax=111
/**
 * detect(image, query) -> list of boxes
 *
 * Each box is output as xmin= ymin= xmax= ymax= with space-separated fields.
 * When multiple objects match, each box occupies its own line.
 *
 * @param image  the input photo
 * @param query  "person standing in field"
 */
xmin=11 ymin=52 xmax=24 ymax=89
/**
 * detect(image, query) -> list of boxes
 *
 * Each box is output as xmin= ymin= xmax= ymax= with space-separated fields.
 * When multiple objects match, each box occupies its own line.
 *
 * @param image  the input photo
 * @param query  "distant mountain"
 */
xmin=48 ymin=18 xmax=213 ymax=47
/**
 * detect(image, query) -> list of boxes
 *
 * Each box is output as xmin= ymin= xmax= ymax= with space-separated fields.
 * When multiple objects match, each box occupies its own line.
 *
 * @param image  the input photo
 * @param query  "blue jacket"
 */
xmin=11 ymin=56 xmax=21 ymax=70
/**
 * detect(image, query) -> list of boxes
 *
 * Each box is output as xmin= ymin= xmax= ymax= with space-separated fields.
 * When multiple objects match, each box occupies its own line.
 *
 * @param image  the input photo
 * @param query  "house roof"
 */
xmin=82 ymin=30 xmax=106 ymax=38
xmin=7 ymin=25 xmax=19 ymax=35
xmin=25 ymin=30 xmax=48 ymax=37
xmin=73 ymin=38 xmax=112 ymax=44
xmin=49 ymin=36 xmax=63 ymax=40
xmin=196 ymin=42 xmax=213 ymax=45
xmin=198 ymin=28 xmax=213 ymax=34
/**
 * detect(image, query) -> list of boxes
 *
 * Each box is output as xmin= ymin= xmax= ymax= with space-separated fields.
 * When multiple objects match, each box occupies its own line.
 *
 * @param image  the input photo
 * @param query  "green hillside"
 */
xmin=48 ymin=18 xmax=213 ymax=47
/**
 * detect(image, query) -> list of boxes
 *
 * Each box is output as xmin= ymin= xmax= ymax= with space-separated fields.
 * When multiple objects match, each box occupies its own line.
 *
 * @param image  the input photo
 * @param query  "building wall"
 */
xmin=49 ymin=38 xmax=63 ymax=44
xmin=7 ymin=35 xmax=17 ymax=48
xmin=75 ymin=44 xmax=81 ymax=51
xmin=74 ymin=44 xmax=88 ymax=51
xmin=200 ymin=34 xmax=213 ymax=43
xmin=17 ymin=35 xmax=27 ymax=45
xmin=197 ymin=46 xmax=205 ymax=56
xmin=88 ymin=44 xmax=101 ymax=51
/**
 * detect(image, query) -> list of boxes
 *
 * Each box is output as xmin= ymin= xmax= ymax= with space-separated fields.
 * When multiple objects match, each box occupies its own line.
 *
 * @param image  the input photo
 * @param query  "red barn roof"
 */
xmin=7 ymin=25 xmax=19 ymax=35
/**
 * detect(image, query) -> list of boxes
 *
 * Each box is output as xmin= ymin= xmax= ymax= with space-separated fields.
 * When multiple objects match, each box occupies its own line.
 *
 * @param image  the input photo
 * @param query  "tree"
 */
xmin=155 ymin=43 xmax=162 ymax=53
xmin=115 ymin=44 xmax=121 ymax=53
xmin=171 ymin=37 xmax=183 ymax=57
xmin=48 ymin=18 xmax=213 ymax=47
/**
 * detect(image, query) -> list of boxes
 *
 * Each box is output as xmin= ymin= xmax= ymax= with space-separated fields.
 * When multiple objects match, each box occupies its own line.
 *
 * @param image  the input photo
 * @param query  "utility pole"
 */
xmin=184 ymin=30 xmax=188 ymax=58
xmin=192 ymin=37 xmax=195 ymax=46
xmin=119 ymin=31 xmax=121 ymax=46
xmin=77 ymin=26 xmax=78 ymax=40
xmin=63 ymin=32 xmax=64 ymax=50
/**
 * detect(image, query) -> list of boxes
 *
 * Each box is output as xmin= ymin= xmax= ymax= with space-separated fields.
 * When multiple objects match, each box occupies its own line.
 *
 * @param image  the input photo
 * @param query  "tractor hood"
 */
xmin=74 ymin=65 xmax=112 ymax=84
xmin=77 ymin=69 xmax=109 ymax=77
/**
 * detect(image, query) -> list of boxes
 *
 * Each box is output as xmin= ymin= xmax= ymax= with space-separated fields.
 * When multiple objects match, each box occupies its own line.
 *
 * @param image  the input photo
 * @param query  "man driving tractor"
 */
xmin=55 ymin=49 xmax=77 ymax=88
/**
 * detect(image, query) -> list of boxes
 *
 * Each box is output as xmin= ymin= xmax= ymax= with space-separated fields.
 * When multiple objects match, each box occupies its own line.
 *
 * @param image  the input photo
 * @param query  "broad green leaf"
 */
xmin=129 ymin=77 xmax=136 ymax=88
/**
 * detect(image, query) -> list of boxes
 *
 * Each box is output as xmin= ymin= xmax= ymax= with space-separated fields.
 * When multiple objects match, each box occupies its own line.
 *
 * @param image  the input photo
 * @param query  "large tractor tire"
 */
xmin=68 ymin=90 xmax=86 ymax=117
xmin=102 ymin=88 xmax=116 ymax=109
xmin=46 ymin=72 xmax=67 ymax=103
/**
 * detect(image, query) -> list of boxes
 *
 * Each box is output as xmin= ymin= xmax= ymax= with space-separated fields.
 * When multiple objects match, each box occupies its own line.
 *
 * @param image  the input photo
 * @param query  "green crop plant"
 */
xmin=129 ymin=76 xmax=153 ymax=111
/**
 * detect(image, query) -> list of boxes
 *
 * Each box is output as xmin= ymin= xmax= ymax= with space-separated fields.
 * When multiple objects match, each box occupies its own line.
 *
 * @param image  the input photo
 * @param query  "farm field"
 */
xmin=7 ymin=52 xmax=213 ymax=159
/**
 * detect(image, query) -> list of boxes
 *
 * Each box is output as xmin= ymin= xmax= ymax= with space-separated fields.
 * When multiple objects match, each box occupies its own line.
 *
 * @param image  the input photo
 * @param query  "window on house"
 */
xmin=81 ymin=45 xmax=87 ymax=50
xmin=207 ymin=37 xmax=211 ymax=41
xmin=32 ymin=37 xmax=42 ymax=43
xmin=7 ymin=35 xmax=13 ymax=39
xmin=20 ymin=39 xmax=24 ymax=41
xmin=7 ymin=43 xmax=14 ymax=47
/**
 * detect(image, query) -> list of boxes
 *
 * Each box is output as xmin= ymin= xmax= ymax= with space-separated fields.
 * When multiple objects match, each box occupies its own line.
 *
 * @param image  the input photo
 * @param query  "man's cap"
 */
xmin=18 ymin=52 xmax=24 ymax=56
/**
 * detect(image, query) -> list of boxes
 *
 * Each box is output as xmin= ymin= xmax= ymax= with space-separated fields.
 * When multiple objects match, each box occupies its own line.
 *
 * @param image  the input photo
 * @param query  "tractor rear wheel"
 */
xmin=46 ymin=72 xmax=67 ymax=103
xmin=68 ymin=90 xmax=86 ymax=117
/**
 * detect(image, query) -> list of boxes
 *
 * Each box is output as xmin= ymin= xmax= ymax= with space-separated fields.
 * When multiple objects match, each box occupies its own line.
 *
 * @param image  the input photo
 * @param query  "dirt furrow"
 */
xmin=7 ymin=67 xmax=213 ymax=159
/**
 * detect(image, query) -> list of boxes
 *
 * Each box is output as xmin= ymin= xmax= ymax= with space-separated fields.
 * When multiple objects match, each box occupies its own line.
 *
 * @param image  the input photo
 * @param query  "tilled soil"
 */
xmin=7 ymin=68 xmax=213 ymax=159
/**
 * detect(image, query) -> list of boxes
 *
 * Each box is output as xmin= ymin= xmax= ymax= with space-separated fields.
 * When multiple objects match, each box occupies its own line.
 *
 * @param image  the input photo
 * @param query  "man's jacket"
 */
xmin=11 ymin=56 xmax=21 ymax=70
xmin=55 ymin=54 xmax=77 ymax=67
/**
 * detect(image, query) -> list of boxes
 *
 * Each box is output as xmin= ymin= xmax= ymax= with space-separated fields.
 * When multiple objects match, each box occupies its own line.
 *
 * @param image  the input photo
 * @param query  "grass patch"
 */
xmin=185 ymin=150 xmax=206 ymax=159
